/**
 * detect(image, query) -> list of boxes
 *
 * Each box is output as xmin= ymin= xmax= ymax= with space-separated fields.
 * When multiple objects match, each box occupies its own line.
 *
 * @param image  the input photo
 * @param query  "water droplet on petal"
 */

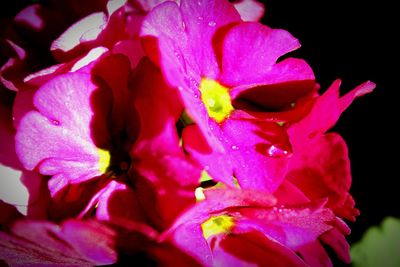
xmin=50 ymin=119 xmax=60 ymax=126
xmin=231 ymin=145 xmax=239 ymax=150
xmin=198 ymin=16 xmax=204 ymax=21
xmin=208 ymin=21 xmax=216 ymax=27
xmin=181 ymin=21 xmax=186 ymax=30
xmin=174 ymin=51 xmax=181 ymax=60
xmin=267 ymin=145 xmax=289 ymax=158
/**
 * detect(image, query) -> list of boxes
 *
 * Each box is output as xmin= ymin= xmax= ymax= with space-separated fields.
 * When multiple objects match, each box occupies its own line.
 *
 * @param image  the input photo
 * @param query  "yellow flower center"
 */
xmin=200 ymin=79 xmax=234 ymax=123
xmin=201 ymin=214 xmax=235 ymax=239
xmin=97 ymin=148 xmax=111 ymax=174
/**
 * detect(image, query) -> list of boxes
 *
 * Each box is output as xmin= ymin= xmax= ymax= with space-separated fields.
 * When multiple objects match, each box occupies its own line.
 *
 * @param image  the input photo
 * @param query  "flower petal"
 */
xmin=220 ymin=22 xmax=301 ymax=86
xmin=15 ymin=73 xmax=111 ymax=195
xmin=287 ymin=133 xmax=359 ymax=221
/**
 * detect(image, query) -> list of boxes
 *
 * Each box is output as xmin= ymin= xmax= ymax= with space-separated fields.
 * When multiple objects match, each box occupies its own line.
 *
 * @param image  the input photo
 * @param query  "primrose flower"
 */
xmin=141 ymin=0 xmax=316 ymax=191
xmin=165 ymin=188 xmax=348 ymax=266
xmin=0 ymin=0 xmax=374 ymax=265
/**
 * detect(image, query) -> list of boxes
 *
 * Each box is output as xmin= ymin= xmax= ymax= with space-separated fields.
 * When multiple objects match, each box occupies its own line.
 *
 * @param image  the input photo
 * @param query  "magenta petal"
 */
xmin=15 ymin=73 xmax=110 ymax=195
xmin=92 ymin=54 xmax=132 ymax=135
xmin=141 ymin=1 xmax=196 ymax=87
xmin=183 ymin=124 xmax=235 ymax=187
xmin=221 ymin=22 xmax=301 ymax=85
xmin=321 ymin=228 xmax=351 ymax=264
xmin=230 ymin=58 xmax=316 ymax=109
xmin=95 ymin=180 xmax=146 ymax=226
xmin=339 ymin=80 xmax=375 ymax=111
xmin=237 ymin=204 xmax=334 ymax=250
xmin=166 ymin=190 xmax=275 ymax=266
xmin=297 ymin=241 xmax=332 ymax=267
xmin=287 ymin=133 xmax=359 ymax=221
xmin=180 ymin=0 xmax=241 ymax=77
xmin=112 ymin=40 xmax=144 ymax=69
xmin=0 ymin=219 xmax=117 ymax=265
xmin=141 ymin=0 xmax=241 ymax=80
xmin=169 ymin=223 xmax=213 ymax=266
xmin=132 ymin=58 xmax=183 ymax=157
xmin=134 ymin=156 xmax=199 ymax=229
xmin=289 ymin=80 xmax=376 ymax=145
xmin=274 ymin=180 xmax=310 ymax=206
xmin=58 ymin=220 xmax=117 ymax=264
xmin=216 ymin=231 xmax=307 ymax=266
xmin=49 ymin=177 xmax=105 ymax=220
xmin=169 ymin=188 xmax=276 ymax=229
xmin=222 ymin=116 xmax=291 ymax=191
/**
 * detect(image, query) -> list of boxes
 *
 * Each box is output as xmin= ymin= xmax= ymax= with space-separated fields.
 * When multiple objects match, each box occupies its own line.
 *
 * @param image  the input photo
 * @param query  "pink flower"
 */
xmin=0 ymin=0 xmax=374 ymax=265
xmin=164 ymin=187 xmax=343 ymax=266
xmin=141 ymin=0 xmax=316 ymax=191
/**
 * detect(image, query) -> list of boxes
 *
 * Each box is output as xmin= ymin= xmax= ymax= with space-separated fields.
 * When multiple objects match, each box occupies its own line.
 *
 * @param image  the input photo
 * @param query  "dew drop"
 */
xmin=267 ymin=145 xmax=289 ymax=158
xmin=50 ymin=119 xmax=60 ymax=126
xmin=174 ymin=51 xmax=181 ymax=60
xmin=181 ymin=21 xmax=186 ymax=30
xmin=208 ymin=21 xmax=216 ymax=27
xmin=197 ymin=16 xmax=204 ymax=21
xmin=231 ymin=145 xmax=239 ymax=150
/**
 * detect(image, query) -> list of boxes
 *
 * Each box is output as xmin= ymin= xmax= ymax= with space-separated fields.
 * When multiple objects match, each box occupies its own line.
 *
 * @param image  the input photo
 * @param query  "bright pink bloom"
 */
xmin=0 ymin=0 xmax=374 ymax=265
xmin=141 ymin=0 xmax=316 ymax=191
xmin=164 ymin=188 xmax=344 ymax=266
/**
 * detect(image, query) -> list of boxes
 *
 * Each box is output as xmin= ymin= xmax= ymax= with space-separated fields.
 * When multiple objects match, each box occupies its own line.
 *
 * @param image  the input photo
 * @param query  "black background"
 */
xmin=1 ymin=0 xmax=398 ymax=252
xmin=263 ymin=1 xmax=398 ymax=245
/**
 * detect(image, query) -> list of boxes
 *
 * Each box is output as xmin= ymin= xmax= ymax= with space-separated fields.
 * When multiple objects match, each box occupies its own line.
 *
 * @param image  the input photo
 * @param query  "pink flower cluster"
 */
xmin=0 ymin=0 xmax=374 ymax=266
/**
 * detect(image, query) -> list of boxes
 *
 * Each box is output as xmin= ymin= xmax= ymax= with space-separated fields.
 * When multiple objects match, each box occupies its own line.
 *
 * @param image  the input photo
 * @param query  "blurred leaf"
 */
xmin=351 ymin=217 xmax=400 ymax=267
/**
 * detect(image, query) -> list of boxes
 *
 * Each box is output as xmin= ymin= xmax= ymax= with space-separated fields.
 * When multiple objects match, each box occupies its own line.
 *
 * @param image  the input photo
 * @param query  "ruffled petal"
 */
xmin=15 ymin=73 xmax=111 ymax=195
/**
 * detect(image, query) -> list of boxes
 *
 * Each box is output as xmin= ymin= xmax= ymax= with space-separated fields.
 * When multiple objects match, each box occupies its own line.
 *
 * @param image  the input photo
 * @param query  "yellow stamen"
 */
xmin=201 ymin=214 xmax=235 ymax=239
xmin=200 ymin=79 xmax=234 ymax=123
xmin=97 ymin=148 xmax=111 ymax=174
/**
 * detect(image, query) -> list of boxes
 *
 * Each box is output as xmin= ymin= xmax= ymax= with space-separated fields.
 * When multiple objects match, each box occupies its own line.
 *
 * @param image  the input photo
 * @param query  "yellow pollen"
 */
xmin=201 ymin=214 xmax=235 ymax=239
xmin=199 ymin=79 xmax=234 ymax=123
xmin=97 ymin=148 xmax=111 ymax=174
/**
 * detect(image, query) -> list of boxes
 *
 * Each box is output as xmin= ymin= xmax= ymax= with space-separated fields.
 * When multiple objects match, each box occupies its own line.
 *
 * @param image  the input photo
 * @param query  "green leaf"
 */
xmin=351 ymin=217 xmax=400 ymax=267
